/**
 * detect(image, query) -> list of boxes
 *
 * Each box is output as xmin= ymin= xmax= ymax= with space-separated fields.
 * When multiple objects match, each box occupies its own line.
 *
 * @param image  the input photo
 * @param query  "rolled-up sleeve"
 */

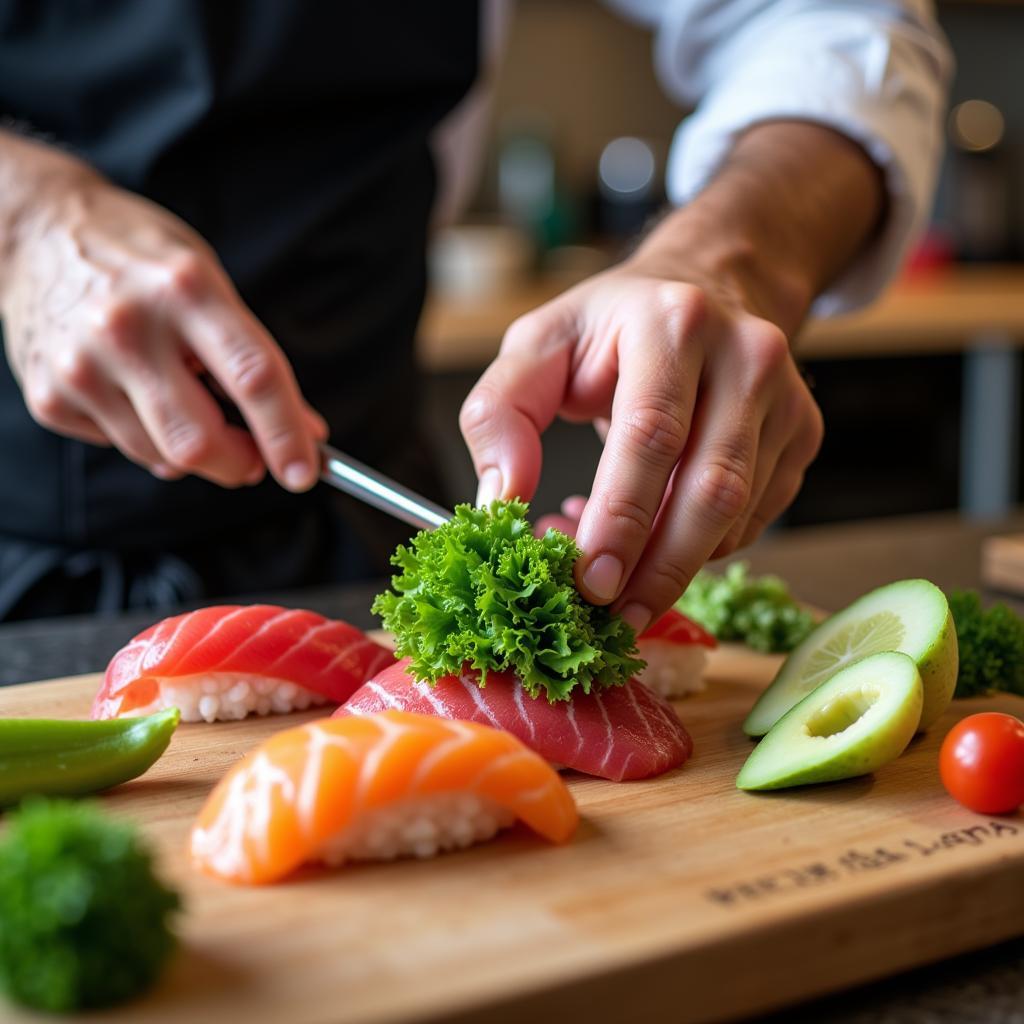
xmin=608 ymin=0 xmax=953 ymax=316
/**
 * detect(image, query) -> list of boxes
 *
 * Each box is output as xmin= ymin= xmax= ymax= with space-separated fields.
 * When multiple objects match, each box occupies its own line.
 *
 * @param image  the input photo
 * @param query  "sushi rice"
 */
xmin=319 ymin=793 xmax=516 ymax=864
xmin=128 ymin=674 xmax=330 ymax=723
xmin=635 ymin=644 xmax=710 ymax=699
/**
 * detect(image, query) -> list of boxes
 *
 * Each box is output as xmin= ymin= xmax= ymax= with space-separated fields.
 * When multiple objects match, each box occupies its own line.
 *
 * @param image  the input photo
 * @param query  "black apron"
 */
xmin=0 ymin=1 xmax=478 ymax=619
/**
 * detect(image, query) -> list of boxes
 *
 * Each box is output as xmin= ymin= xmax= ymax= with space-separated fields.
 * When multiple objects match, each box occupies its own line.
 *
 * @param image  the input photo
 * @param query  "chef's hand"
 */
xmin=461 ymin=122 xmax=883 ymax=631
xmin=462 ymin=262 xmax=823 ymax=633
xmin=0 ymin=133 xmax=324 ymax=489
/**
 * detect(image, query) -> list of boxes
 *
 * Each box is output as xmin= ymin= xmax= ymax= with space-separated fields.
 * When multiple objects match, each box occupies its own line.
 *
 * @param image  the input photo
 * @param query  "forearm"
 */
xmin=628 ymin=121 xmax=886 ymax=337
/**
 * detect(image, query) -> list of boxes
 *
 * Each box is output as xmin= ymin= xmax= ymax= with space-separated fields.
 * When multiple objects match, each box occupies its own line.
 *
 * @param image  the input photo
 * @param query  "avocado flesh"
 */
xmin=737 ymin=651 xmax=923 ymax=791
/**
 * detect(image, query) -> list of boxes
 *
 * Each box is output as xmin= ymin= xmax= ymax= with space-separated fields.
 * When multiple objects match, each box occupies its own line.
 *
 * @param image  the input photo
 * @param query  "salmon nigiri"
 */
xmin=92 ymin=605 xmax=395 ymax=723
xmin=190 ymin=711 xmax=578 ymax=884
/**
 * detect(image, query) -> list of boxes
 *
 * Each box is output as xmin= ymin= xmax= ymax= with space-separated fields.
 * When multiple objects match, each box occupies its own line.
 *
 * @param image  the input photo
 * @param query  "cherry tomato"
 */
xmin=939 ymin=712 xmax=1024 ymax=814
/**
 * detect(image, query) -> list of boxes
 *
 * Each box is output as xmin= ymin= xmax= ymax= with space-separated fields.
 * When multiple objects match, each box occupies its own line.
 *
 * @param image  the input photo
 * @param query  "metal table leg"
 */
xmin=960 ymin=333 xmax=1020 ymax=518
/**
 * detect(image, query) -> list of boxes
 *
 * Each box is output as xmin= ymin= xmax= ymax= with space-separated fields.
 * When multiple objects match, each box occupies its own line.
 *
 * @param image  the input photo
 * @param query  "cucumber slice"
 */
xmin=743 ymin=579 xmax=956 ymax=737
xmin=737 ymin=651 xmax=923 ymax=790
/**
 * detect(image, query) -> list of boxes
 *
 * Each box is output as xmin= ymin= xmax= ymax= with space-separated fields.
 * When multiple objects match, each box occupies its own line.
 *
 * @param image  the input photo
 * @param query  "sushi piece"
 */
xmin=337 ymin=660 xmax=693 ymax=782
xmin=190 ymin=710 xmax=578 ymax=884
xmin=92 ymin=605 xmax=395 ymax=723
xmin=635 ymin=608 xmax=717 ymax=699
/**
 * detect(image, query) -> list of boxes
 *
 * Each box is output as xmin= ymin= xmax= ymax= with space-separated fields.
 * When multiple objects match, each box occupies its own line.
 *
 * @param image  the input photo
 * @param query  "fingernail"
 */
xmin=283 ymin=461 xmax=314 ymax=491
xmin=619 ymin=602 xmax=652 ymax=634
xmin=582 ymin=554 xmax=623 ymax=602
xmin=476 ymin=468 xmax=503 ymax=507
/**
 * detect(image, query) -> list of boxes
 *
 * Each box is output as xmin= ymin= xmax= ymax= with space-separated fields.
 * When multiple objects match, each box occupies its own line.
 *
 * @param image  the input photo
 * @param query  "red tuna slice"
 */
xmin=640 ymin=608 xmax=717 ymax=647
xmin=92 ymin=605 xmax=395 ymax=719
xmin=335 ymin=658 xmax=693 ymax=781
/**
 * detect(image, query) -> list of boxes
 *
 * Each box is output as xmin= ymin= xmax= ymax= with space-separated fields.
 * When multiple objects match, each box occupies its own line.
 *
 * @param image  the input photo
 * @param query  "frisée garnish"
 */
xmin=372 ymin=500 xmax=644 ymax=702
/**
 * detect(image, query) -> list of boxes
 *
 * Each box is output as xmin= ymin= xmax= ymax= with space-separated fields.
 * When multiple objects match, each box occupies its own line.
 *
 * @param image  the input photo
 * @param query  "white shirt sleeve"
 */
xmin=607 ymin=0 xmax=953 ymax=316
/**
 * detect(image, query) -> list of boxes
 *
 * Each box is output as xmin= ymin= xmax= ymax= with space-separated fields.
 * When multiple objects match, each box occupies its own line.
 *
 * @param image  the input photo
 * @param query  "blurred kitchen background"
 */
xmin=419 ymin=0 xmax=1024 ymax=533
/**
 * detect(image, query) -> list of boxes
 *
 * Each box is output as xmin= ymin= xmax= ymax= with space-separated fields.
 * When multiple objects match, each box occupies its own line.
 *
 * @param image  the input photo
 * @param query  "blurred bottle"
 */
xmin=497 ymin=127 xmax=576 ymax=251
xmin=596 ymin=136 xmax=661 ymax=240
xmin=947 ymin=99 xmax=1013 ymax=262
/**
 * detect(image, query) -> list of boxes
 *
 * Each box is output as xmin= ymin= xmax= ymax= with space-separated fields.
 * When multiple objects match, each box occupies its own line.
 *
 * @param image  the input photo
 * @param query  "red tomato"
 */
xmin=939 ymin=712 xmax=1024 ymax=814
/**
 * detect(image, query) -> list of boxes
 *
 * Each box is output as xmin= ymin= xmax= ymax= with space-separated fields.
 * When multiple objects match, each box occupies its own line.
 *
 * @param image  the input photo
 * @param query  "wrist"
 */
xmin=0 ymin=132 xmax=99 ymax=288
xmin=625 ymin=122 xmax=884 ymax=337
xmin=625 ymin=200 xmax=815 ymax=335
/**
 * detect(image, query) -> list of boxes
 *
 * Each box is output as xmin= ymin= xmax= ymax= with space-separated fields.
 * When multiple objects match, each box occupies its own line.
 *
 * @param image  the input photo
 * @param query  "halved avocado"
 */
xmin=737 ymin=651 xmax=923 ymax=791
xmin=744 ymin=579 xmax=956 ymax=738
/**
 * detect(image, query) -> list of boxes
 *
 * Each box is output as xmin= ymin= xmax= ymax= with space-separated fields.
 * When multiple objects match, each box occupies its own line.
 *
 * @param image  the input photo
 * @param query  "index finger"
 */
xmin=180 ymin=297 xmax=318 ymax=492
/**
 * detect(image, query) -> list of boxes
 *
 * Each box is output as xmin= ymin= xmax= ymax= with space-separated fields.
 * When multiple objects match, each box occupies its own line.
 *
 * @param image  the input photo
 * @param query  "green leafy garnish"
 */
xmin=948 ymin=589 xmax=1024 ymax=699
xmin=0 ymin=798 xmax=180 ymax=1013
xmin=676 ymin=561 xmax=814 ymax=653
xmin=372 ymin=500 xmax=644 ymax=701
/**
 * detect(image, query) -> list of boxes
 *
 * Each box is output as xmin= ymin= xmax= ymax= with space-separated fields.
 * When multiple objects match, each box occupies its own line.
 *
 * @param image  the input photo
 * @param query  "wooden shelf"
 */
xmin=418 ymin=265 xmax=1024 ymax=372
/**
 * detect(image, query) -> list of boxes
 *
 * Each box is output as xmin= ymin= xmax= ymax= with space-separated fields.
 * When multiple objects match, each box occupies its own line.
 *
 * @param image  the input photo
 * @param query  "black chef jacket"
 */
xmin=0 ymin=2 xmax=478 ymax=619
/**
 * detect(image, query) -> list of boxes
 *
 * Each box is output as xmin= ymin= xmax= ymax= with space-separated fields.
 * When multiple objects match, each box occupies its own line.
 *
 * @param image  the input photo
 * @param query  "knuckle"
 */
xmin=620 ymin=403 xmax=689 ymax=462
xmin=603 ymin=495 xmax=654 ymax=536
xmin=161 ymin=250 xmax=208 ymax=300
xmin=501 ymin=315 xmax=537 ymax=353
xmin=226 ymin=344 xmax=281 ymax=402
xmin=655 ymin=281 xmax=706 ymax=325
xmin=655 ymin=282 xmax=708 ymax=349
xmin=27 ymin=382 xmax=68 ymax=428
xmin=93 ymin=300 xmax=144 ymax=353
xmin=164 ymin=425 xmax=213 ymax=470
xmin=500 ymin=306 xmax=570 ymax=358
xmin=694 ymin=459 xmax=751 ymax=524
xmin=742 ymin=321 xmax=791 ymax=388
xmin=258 ymin=424 xmax=300 ymax=453
xmin=459 ymin=387 xmax=499 ymax=438
xmin=53 ymin=347 xmax=98 ymax=395
xmin=648 ymin=557 xmax=693 ymax=599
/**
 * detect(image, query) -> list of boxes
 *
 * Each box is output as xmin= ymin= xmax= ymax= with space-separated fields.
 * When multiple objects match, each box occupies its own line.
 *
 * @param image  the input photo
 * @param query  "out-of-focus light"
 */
xmin=598 ymin=137 xmax=655 ymax=198
xmin=949 ymin=100 xmax=1005 ymax=153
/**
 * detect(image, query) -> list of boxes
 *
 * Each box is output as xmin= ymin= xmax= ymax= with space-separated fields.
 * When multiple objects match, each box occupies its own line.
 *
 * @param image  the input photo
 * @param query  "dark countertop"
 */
xmin=1 ymin=512 xmax=1022 ymax=1022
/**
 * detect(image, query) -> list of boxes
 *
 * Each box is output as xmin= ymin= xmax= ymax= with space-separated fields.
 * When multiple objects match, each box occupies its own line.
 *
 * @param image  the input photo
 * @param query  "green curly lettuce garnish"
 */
xmin=372 ymin=499 xmax=644 ymax=701
xmin=0 ymin=798 xmax=180 ymax=1013
xmin=948 ymin=589 xmax=1024 ymax=699
xmin=676 ymin=561 xmax=814 ymax=654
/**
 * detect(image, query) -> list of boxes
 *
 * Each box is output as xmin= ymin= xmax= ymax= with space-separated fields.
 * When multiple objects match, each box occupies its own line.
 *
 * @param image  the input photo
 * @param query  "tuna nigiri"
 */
xmin=190 ymin=710 xmax=578 ymax=884
xmin=635 ymin=608 xmax=717 ymax=699
xmin=92 ymin=605 xmax=395 ymax=723
xmin=337 ymin=660 xmax=692 ymax=781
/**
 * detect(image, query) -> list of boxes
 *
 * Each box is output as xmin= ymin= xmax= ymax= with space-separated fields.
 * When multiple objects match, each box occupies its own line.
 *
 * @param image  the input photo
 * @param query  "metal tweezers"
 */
xmin=319 ymin=443 xmax=452 ymax=531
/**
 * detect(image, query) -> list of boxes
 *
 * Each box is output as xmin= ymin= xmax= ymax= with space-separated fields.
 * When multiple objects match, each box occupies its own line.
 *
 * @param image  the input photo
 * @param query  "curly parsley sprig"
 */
xmin=372 ymin=500 xmax=644 ymax=701
xmin=676 ymin=561 xmax=814 ymax=654
xmin=0 ymin=798 xmax=180 ymax=1013
xmin=948 ymin=589 xmax=1024 ymax=699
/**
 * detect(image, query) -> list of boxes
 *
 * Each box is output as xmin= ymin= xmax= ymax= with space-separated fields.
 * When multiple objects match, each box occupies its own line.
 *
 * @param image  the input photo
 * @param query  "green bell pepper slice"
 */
xmin=0 ymin=708 xmax=180 ymax=806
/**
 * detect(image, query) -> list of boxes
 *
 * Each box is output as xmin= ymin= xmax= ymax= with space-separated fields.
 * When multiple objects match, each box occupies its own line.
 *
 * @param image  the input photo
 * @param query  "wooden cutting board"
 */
xmin=2 ymin=647 xmax=1023 ymax=1024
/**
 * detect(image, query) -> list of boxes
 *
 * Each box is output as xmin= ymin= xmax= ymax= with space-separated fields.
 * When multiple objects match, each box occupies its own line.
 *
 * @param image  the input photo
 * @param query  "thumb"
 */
xmin=459 ymin=308 xmax=575 ymax=506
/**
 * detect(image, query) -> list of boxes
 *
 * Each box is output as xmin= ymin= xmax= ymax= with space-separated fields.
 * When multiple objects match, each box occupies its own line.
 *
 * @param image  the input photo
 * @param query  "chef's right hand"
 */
xmin=0 ymin=146 xmax=325 ymax=489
